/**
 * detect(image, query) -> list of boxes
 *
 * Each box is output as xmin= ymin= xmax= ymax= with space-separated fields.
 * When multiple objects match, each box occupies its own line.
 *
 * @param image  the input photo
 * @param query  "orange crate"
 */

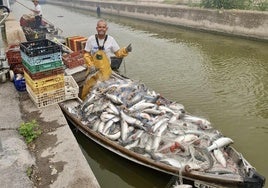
xmin=66 ymin=36 xmax=79 ymax=48
xmin=69 ymin=36 xmax=86 ymax=51
xmin=24 ymin=71 xmax=64 ymax=88
xmin=74 ymin=38 xmax=87 ymax=52
xmin=26 ymin=85 xmax=65 ymax=108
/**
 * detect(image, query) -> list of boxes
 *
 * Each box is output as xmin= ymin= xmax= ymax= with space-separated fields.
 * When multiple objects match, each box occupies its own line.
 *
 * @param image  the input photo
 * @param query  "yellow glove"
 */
xmin=83 ymin=52 xmax=94 ymax=67
xmin=114 ymin=47 xmax=129 ymax=58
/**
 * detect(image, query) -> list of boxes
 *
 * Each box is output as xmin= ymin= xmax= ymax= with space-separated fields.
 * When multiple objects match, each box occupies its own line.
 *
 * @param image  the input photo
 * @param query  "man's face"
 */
xmin=96 ymin=21 xmax=108 ymax=36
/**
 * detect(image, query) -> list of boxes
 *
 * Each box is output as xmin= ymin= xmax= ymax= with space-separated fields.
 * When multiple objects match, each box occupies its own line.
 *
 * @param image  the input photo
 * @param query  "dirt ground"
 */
xmin=19 ymin=92 xmax=66 ymax=188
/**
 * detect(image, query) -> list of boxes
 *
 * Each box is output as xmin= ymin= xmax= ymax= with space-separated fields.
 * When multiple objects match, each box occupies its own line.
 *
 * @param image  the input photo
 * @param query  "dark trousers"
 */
xmin=35 ymin=15 xmax=42 ymax=29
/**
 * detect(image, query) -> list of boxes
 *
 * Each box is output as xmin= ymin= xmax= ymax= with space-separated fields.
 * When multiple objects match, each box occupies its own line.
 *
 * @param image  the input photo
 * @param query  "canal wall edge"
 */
xmin=46 ymin=0 xmax=268 ymax=41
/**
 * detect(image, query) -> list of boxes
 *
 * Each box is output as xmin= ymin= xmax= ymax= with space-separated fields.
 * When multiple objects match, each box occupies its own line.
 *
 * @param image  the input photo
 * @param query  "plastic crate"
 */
xmin=62 ymin=51 xmax=85 ymax=68
xmin=76 ymin=39 xmax=87 ymax=51
xmin=21 ymin=51 xmax=62 ymax=66
xmin=26 ymin=85 xmax=65 ymax=108
xmin=14 ymin=75 xmax=26 ymax=92
xmin=22 ymin=59 xmax=64 ymax=74
xmin=10 ymin=63 xmax=24 ymax=74
xmin=25 ymin=31 xmax=46 ymax=41
xmin=24 ymin=71 xmax=64 ymax=88
xmin=25 ymin=79 xmax=65 ymax=95
xmin=24 ymin=66 xmax=64 ymax=80
xmin=64 ymin=76 xmax=79 ymax=100
xmin=74 ymin=38 xmax=87 ymax=52
xmin=6 ymin=45 xmax=22 ymax=65
xmin=20 ymin=39 xmax=61 ymax=57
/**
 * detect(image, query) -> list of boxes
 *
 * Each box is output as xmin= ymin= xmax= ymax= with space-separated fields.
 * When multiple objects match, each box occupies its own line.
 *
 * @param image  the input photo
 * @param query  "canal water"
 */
xmin=11 ymin=1 xmax=267 ymax=187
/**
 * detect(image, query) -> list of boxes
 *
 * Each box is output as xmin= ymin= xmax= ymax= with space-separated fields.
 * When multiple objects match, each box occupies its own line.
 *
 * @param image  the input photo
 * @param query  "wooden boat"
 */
xmin=59 ymin=72 xmax=265 ymax=188
xmin=20 ymin=14 xmax=63 ymax=42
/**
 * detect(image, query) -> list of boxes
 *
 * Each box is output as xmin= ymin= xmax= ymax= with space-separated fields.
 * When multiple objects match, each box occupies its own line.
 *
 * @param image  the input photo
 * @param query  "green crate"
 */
xmin=22 ymin=59 xmax=64 ymax=74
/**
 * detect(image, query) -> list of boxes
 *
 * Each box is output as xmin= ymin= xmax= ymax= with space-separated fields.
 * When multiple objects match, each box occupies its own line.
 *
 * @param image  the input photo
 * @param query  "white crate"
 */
xmin=64 ymin=76 xmax=79 ymax=100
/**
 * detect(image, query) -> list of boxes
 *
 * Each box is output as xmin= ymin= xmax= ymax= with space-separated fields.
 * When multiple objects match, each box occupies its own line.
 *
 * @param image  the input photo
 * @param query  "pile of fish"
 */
xmin=69 ymin=73 xmax=238 ymax=174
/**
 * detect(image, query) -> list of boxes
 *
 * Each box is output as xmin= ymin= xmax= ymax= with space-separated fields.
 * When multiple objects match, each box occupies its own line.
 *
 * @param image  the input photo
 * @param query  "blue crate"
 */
xmin=20 ymin=51 xmax=62 ymax=66
xmin=14 ymin=75 xmax=26 ymax=92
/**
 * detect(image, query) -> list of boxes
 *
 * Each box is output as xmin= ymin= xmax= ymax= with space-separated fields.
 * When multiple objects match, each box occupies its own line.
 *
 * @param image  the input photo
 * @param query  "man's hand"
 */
xmin=126 ymin=44 xmax=132 ymax=52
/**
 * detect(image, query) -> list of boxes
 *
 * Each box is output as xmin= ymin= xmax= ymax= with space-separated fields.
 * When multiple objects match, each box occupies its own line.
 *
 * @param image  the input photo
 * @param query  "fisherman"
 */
xmin=31 ymin=0 xmax=42 ymax=29
xmin=81 ymin=19 xmax=132 ymax=100
xmin=96 ymin=5 xmax=101 ymax=18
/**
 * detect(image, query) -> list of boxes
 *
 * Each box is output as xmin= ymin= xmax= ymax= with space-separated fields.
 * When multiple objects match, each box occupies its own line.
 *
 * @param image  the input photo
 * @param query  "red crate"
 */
xmin=10 ymin=63 xmax=24 ymax=74
xmin=6 ymin=45 xmax=22 ymax=65
xmin=62 ymin=51 xmax=85 ymax=68
xmin=24 ymin=66 xmax=64 ymax=80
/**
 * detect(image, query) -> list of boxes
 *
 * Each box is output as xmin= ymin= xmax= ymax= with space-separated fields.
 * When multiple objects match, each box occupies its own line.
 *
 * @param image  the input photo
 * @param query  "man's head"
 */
xmin=96 ymin=20 xmax=108 ymax=39
xmin=32 ymin=0 xmax=39 ymax=5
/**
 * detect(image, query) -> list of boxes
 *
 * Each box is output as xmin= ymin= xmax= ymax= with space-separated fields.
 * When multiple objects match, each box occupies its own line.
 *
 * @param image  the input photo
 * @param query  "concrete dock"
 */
xmin=0 ymin=13 xmax=100 ymax=188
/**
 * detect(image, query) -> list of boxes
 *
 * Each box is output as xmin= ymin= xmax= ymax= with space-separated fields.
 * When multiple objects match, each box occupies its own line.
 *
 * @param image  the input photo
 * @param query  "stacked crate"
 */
xmin=20 ymin=39 xmax=65 ymax=108
xmin=62 ymin=51 xmax=85 ymax=69
xmin=6 ymin=44 xmax=24 ymax=74
xmin=66 ymin=36 xmax=87 ymax=52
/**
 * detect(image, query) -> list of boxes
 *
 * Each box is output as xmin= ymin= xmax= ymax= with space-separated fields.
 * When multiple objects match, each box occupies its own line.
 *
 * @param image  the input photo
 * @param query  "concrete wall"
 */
xmin=46 ymin=0 xmax=268 ymax=41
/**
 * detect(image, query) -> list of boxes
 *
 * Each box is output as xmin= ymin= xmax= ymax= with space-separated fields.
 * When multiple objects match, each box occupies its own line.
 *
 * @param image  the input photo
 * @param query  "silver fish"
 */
xmin=106 ymin=93 xmax=123 ymax=105
xmin=121 ymin=119 xmax=129 ymax=142
xmin=120 ymin=111 xmax=145 ymax=130
xmin=207 ymin=137 xmax=233 ymax=152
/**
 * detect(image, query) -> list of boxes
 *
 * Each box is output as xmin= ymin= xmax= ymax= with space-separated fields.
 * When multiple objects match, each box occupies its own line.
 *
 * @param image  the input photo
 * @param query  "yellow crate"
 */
xmin=64 ymin=76 xmax=79 ymax=100
xmin=26 ymin=80 xmax=65 ymax=95
xmin=24 ymin=71 xmax=64 ymax=88
xmin=26 ymin=85 xmax=65 ymax=108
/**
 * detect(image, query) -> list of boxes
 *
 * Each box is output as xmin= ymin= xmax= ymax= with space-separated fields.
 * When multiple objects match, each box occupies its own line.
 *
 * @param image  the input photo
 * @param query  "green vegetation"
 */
xmin=19 ymin=120 xmax=42 ymax=144
xmin=26 ymin=166 xmax=33 ymax=177
xmin=200 ymin=0 xmax=267 ymax=11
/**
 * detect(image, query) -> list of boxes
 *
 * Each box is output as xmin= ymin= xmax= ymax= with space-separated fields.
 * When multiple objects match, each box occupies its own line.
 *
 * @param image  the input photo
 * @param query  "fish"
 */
xmin=107 ymin=102 xmax=120 ymax=115
xmin=151 ymin=123 xmax=168 ymax=151
xmin=125 ymin=139 xmax=140 ymax=150
xmin=158 ymin=105 xmax=176 ymax=114
xmin=183 ymin=114 xmax=212 ymax=130
xmin=129 ymin=100 xmax=155 ymax=112
xmin=102 ymin=120 xmax=115 ymax=135
xmin=120 ymin=110 xmax=145 ymax=130
xmin=207 ymin=137 xmax=234 ymax=152
xmin=142 ymin=108 xmax=163 ymax=115
xmin=102 ymin=130 xmax=121 ymax=140
xmin=97 ymin=121 xmax=105 ymax=133
xmin=213 ymin=149 xmax=227 ymax=167
xmin=120 ymin=119 xmax=129 ymax=142
xmin=105 ymin=93 xmax=123 ymax=105
xmin=152 ymin=117 xmax=168 ymax=132
xmin=125 ymin=129 xmax=144 ymax=144
xmin=100 ymin=112 xmax=116 ymax=122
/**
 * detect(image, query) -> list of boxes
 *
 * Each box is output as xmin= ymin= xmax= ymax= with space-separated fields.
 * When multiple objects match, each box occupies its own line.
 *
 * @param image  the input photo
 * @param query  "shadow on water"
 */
xmin=67 ymin=120 xmax=176 ymax=188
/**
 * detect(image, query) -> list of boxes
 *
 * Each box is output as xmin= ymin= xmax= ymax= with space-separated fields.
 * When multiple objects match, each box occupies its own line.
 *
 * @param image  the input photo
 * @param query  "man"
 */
xmin=81 ymin=19 xmax=132 ymax=100
xmin=31 ymin=0 xmax=42 ymax=29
